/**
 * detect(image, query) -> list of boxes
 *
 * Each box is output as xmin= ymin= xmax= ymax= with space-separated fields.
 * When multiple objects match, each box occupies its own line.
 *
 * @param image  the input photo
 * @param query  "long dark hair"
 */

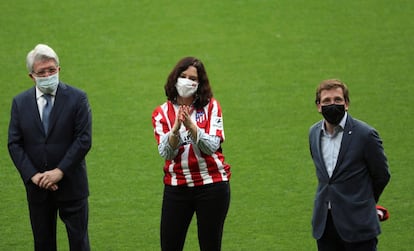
xmin=164 ymin=57 xmax=213 ymax=109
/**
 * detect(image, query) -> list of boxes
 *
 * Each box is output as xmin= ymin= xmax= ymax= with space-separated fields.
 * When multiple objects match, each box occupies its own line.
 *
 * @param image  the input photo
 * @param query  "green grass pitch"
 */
xmin=0 ymin=1 xmax=413 ymax=250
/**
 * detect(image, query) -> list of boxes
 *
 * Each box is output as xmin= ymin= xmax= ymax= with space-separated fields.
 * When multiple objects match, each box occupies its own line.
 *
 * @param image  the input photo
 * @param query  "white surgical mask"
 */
xmin=35 ymin=73 xmax=59 ymax=94
xmin=175 ymin=77 xmax=198 ymax=98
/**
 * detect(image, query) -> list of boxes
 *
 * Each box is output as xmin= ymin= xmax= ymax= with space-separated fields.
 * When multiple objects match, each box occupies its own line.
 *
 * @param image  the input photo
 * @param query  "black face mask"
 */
xmin=321 ymin=104 xmax=345 ymax=125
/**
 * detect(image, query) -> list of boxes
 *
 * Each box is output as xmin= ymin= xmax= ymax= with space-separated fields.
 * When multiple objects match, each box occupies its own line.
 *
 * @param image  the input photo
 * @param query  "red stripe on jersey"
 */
xmin=188 ymin=144 xmax=204 ymax=186
xmin=152 ymin=98 xmax=231 ymax=187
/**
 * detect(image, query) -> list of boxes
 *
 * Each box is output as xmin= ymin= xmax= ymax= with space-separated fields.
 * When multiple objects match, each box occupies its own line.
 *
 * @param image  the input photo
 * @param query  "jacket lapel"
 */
xmin=315 ymin=121 xmax=330 ymax=179
xmin=29 ymin=87 xmax=45 ymax=134
xmin=47 ymin=83 xmax=67 ymax=136
xmin=332 ymin=115 xmax=354 ymax=177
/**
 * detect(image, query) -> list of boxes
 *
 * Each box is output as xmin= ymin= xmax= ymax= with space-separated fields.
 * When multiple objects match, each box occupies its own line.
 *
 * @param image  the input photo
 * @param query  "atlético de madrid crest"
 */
xmin=196 ymin=110 xmax=206 ymax=125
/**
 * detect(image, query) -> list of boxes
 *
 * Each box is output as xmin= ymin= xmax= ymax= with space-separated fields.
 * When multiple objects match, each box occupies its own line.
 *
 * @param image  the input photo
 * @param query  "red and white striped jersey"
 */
xmin=152 ymin=98 xmax=231 ymax=187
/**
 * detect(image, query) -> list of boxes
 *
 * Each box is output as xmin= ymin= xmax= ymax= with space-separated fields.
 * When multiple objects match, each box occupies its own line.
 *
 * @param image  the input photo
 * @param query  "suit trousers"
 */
xmin=28 ymin=196 xmax=90 ymax=251
xmin=317 ymin=211 xmax=378 ymax=251
xmin=161 ymin=182 xmax=230 ymax=251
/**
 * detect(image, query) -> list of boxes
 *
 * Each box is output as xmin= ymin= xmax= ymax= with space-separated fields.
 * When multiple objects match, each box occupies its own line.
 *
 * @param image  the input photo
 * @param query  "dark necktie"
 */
xmin=42 ymin=94 xmax=52 ymax=133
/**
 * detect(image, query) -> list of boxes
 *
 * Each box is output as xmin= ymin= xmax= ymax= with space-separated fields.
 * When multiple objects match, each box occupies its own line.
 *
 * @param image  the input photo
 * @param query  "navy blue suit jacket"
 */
xmin=309 ymin=115 xmax=390 ymax=242
xmin=8 ymin=82 xmax=92 ymax=202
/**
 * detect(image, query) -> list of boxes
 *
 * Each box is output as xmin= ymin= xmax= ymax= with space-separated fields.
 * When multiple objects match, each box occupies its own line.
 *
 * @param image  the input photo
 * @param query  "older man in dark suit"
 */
xmin=308 ymin=79 xmax=390 ymax=251
xmin=8 ymin=44 xmax=92 ymax=251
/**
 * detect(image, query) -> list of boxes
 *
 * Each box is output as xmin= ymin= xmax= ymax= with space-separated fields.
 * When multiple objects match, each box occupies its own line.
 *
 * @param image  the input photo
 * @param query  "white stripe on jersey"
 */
xmin=153 ymin=99 xmax=230 ymax=187
xmin=168 ymin=162 xmax=178 ymax=186
xmin=191 ymin=143 xmax=213 ymax=185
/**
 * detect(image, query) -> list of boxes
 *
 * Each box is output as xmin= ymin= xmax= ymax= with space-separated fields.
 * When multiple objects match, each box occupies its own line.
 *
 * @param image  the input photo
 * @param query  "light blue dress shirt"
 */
xmin=321 ymin=113 xmax=348 ymax=178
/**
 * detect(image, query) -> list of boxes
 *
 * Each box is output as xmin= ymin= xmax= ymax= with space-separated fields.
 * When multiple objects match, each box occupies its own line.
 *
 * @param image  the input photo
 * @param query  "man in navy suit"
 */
xmin=8 ymin=44 xmax=92 ymax=251
xmin=309 ymin=79 xmax=390 ymax=251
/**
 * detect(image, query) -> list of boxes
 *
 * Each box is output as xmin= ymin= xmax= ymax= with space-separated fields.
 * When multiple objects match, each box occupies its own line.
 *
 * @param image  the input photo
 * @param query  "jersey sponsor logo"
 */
xmin=182 ymin=131 xmax=193 ymax=145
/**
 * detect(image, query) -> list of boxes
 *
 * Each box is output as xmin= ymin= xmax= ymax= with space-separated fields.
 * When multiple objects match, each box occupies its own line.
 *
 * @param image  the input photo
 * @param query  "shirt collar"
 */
xmin=338 ymin=112 xmax=347 ymax=129
xmin=321 ymin=112 xmax=348 ymax=133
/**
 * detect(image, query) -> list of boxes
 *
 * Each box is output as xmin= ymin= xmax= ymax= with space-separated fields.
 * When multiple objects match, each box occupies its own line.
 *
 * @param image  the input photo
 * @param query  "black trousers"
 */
xmin=161 ymin=182 xmax=230 ymax=251
xmin=28 ymin=196 xmax=90 ymax=251
xmin=317 ymin=211 xmax=378 ymax=251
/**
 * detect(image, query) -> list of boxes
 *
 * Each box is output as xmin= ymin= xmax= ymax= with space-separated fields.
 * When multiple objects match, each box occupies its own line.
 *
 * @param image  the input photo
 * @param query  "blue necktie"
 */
xmin=42 ymin=94 xmax=52 ymax=133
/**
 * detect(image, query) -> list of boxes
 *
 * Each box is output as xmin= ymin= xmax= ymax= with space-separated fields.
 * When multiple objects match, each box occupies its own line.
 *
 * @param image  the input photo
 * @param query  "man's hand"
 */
xmin=38 ymin=168 xmax=64 ymax=191
xmin=31 ymin=172 xmax=59 ymax=191
xmin=31 ymin=173 xmax=43 ymax=186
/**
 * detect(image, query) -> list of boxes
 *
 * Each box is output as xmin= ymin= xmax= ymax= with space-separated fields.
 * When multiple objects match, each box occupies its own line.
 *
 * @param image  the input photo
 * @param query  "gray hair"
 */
xmin=26 ymin=44 xmax=59 ymax=73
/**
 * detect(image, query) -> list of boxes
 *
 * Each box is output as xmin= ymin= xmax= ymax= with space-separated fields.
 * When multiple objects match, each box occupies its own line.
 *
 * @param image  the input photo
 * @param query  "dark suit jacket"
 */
xmin=8 ymin=82 xmax=92 ymax=203
xmin=309 ymin=115 xmax=390 ymax=242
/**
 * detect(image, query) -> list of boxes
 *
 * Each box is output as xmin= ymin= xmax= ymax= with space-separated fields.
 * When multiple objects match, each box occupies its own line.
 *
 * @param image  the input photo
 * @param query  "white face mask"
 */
xmin=34 ymin=73 xmax=59 ymax=94
xmin=175 ymin=77 xmax=198 ymax=98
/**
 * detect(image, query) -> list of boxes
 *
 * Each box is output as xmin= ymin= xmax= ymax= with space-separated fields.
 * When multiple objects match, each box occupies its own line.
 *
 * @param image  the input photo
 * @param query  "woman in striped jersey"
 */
xmin=152 ymin=57 xmax=231 ymax=251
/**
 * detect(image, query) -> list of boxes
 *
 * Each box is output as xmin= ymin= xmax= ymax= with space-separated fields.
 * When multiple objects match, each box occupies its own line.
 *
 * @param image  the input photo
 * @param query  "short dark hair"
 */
xmin=164 ymin=57 xmax=213 ymax=109
xmin=315 ymin=79 xmax=350 ymax=104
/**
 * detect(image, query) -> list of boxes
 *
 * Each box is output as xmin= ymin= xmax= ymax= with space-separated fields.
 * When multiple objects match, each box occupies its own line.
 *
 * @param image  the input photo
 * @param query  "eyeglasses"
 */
xmin=32 ymin=67 xmax=58 ymax=77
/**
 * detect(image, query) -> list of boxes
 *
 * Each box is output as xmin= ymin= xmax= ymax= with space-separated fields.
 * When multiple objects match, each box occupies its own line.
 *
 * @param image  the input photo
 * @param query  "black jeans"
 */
xmin=161 ymin=182 xmax=230 ymax=251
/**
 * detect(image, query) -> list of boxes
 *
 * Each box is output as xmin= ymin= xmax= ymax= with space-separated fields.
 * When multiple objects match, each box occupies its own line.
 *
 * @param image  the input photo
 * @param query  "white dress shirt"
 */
xmin=36 ymin=87 xmax=56 ymax=120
